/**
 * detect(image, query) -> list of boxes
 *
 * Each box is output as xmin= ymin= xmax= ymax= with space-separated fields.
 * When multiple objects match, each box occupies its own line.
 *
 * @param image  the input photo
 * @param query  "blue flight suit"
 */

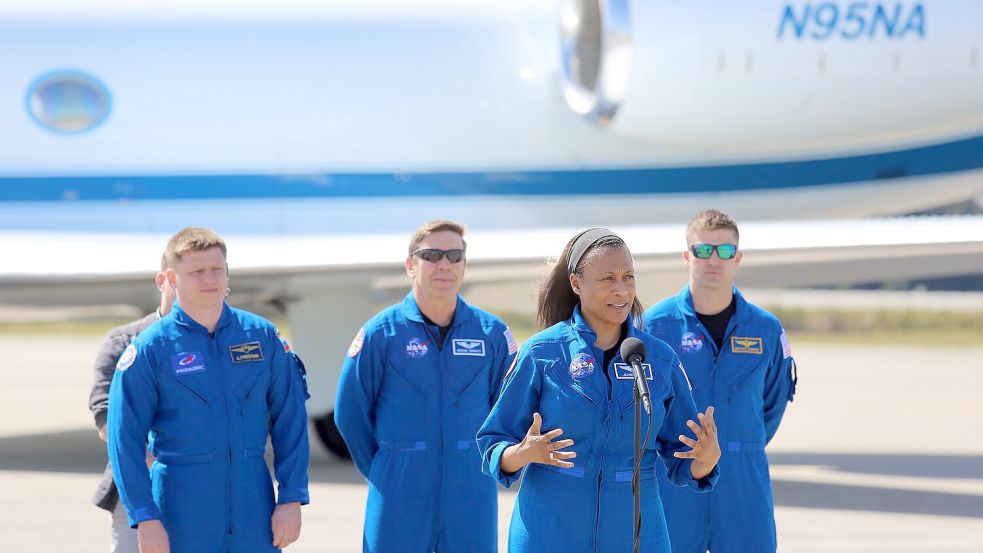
xmin=477 ymin=306 xmax=718 ymax=553
xmin=107 ymin=302 xmax=310 ymax=553
xmin=644 ymin=286 xmax=796 ymax=553
xmin=334 ymin=292 xmax=517 ymax=553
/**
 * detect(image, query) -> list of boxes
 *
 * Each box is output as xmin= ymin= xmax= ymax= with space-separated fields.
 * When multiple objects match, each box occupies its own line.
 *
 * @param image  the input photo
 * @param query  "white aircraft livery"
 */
xmin=1 ymin=0 xmax=981 ymax=452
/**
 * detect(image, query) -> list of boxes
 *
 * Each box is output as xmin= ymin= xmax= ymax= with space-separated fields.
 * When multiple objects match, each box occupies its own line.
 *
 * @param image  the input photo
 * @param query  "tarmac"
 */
xmin=1 ymin=334 xmax=981 ymax=552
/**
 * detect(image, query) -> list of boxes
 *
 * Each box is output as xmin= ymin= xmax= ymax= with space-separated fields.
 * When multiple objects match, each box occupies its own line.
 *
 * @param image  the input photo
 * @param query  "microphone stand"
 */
xmin=633 ymin=384 xmax=642 ymax=553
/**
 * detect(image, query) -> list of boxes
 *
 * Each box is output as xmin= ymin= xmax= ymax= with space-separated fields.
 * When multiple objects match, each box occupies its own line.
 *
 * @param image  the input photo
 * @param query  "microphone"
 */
xmin=620 ymin=337 xmax=652 ymax=416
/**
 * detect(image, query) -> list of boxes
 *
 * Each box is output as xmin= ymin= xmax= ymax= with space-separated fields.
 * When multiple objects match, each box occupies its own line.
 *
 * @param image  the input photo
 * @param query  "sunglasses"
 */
xmin=689 ymin=243 xmax=738 ymax=260
xmin=412 ymin=248 xmax=465 ymax=263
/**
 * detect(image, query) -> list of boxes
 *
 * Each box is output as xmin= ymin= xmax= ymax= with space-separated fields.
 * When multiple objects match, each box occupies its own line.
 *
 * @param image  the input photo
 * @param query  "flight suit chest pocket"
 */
xmin=237 ymin=367 xmax=270 ymax=433
xmin=723 ymin=355 xmax=769 ymax=395
xmin=383 ymin=356 xmax=429 ymax=398
xmin=451 ymin=355 xmax=488 ymax=395
xmin=155 ymin=372 xmax=213 ymax=453
xmin=160 ymin=368 xmax=212 ymax=407
xmin=543 ymin=359 xmax=598 ymax=414
xmin=376 ymin=358 xmax=429 ymax=443
xmin=235 ymin=362 xmax=268 ymax=401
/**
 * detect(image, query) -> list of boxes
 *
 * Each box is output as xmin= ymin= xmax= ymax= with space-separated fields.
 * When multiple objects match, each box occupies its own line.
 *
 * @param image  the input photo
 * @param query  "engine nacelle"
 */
xmin=559 ymin=0 xmax=983 ymax=157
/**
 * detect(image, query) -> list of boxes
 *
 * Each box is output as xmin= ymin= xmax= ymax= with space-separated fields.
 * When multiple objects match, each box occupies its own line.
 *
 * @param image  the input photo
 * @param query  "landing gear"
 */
xmin=312 ymin=412 xmax=351 ymax=459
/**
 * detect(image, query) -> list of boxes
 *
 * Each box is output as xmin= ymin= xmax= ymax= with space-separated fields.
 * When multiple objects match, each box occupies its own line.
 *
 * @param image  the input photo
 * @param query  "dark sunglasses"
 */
xmin=689 ymin=243 xmax=738 ymax=260
xmin=412 ymin=248 xmax=465 ymax=263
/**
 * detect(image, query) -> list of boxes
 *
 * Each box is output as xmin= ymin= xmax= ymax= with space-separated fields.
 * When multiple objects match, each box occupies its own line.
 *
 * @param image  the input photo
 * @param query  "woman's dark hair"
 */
xmin=536 ymin=233 xmax=644 ymax=329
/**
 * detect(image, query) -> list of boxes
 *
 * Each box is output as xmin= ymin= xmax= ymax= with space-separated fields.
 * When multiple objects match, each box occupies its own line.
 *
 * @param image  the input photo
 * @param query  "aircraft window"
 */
xmin=26 ymin=70 xmax=111 ymax=135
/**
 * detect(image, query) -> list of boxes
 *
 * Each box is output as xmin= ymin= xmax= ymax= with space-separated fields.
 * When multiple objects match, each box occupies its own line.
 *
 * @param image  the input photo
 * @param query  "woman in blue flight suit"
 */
xmin=477 ymin=228 xmax=721 ymax=553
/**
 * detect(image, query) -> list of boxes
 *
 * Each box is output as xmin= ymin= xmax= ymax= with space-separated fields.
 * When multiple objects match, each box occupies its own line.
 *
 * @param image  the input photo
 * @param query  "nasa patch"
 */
xmin=405 ymin=337 xmax=430 ymax=359
xmin=347 ymin=327 xmax=365 ymax=358
xmin=171 ymin=352 xmax=206 ymax=376
xmin=680 ymin=331 xmax=705 ymax=353
xmin=116 ymin=344 xmax=137 ymax=371
xmin=569 ymin=352 xmax=595 ymax=380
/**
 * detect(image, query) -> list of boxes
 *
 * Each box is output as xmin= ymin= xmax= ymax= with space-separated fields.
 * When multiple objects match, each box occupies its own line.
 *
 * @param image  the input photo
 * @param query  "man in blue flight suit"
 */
xmin=644 ymin=210 xmax=797 ymax=553
xmin=108 ymin=227 xmax=310 ymax=553
xmin=334 ymin=220 xmax=518 ymax=553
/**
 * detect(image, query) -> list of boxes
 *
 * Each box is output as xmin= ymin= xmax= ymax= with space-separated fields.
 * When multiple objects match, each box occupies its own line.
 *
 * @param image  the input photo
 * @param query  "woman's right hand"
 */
xmin=500 ymin=412 xmax=576 ymax=473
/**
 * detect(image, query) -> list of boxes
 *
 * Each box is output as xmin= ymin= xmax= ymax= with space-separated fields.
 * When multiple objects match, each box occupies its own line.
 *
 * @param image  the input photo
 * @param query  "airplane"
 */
xmin=1 ymin=0 xmax=982 ymax=454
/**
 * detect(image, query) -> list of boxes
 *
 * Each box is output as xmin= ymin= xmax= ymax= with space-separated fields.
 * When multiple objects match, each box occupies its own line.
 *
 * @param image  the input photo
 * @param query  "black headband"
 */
xmin=566 ymin=227 xmax=618 ymax=275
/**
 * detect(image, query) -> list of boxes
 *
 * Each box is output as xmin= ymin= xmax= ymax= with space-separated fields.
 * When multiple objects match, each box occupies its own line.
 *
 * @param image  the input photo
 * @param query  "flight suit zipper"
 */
xmin=692 ymin=315 xmax=739 ymax=535
xmin=593 ymin=354 xmax=615 ymax=553
xmin=422 ymin=319 xmax=451 ymax=545
xmin=211 ymin=332 xmax=235 ymax=537
xmin=594 ymin=399 xmax=613 ymax=553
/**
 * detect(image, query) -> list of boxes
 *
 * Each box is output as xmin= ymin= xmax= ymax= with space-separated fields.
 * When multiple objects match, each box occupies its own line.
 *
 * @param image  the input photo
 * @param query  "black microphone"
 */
xmin=620 ymin=337 xmax=652 ymax=416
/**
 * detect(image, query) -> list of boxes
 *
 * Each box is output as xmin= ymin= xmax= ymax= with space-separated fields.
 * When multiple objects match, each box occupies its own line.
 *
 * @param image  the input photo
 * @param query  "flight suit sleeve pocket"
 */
xmin=788 ymin=358 xmax=798 ymax=401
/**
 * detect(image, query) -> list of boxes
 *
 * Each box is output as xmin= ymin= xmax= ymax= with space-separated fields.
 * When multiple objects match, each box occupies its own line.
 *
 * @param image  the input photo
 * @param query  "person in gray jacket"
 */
xmin=87 ymin=253 xmax=175 ymax=553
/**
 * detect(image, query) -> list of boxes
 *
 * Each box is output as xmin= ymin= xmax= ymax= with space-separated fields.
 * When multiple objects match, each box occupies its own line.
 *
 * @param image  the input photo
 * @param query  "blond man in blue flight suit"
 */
xmin=334 ymin=220 xmax=517 ymax=553
xmin=108 ymin=227 xmax=310 ymax=553
xmin=645 ymin=210 xmax=797 ymax=553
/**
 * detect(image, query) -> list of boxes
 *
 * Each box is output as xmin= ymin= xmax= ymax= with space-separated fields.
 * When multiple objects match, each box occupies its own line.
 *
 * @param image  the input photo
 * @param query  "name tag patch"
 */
xmin=731 ymin=336 xmax=763 ymax=354
xmin=452 ymin=339 xmax=486 ymax=356
xmin=172 ymin=352 xmax=206 ymax=375
xmin=614 ymin=363 xmax=653 ymax=381
xmin=229 ymin=342 xmax=264 ymax=363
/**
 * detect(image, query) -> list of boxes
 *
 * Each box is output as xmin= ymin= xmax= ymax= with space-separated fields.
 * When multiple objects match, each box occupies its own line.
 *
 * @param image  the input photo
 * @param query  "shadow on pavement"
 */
xmin=4 ymin=431 xmax=980 ymax=519
xmin=771 ymin=452 xmax=983 ymax=519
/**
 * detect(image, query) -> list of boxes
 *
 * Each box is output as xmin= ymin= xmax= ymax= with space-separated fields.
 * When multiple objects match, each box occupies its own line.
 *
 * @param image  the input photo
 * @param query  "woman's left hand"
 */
xmin=673 ymin=405 xmax=720 ymax=479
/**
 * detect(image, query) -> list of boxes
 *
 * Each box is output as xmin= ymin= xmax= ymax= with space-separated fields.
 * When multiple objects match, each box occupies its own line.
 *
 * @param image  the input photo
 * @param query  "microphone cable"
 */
xmin=632 ymin=399 xmax=654 ymax=553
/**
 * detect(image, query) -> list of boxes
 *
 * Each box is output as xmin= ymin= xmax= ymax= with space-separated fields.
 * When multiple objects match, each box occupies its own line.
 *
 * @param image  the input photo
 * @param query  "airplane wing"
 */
xmin=5 ymin=215 xmax=982 ymax=450
xmin=6 ymin=214 xmax=983 ymax=308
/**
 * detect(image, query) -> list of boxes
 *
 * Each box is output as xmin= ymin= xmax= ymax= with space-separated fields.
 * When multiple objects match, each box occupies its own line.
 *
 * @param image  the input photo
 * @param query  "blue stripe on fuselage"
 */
xmin=2 ymin=133 xmax=982 ymax=202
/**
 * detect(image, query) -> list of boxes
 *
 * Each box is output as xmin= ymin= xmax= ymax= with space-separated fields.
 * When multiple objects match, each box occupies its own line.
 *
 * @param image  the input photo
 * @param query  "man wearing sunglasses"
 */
xmin=644 ymin=209 xmax=797 ymax=553
xmin=335 ymin=220 xmax=518 ymax=553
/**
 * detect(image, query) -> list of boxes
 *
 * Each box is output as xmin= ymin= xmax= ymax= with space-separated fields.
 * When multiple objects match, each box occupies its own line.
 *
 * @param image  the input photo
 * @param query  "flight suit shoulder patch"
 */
xmin=116 ymin=344 xmax=137 ymax=371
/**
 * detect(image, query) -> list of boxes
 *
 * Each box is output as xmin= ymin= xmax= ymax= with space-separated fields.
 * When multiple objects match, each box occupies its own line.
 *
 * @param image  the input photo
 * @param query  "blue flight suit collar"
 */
xmin=565 ymin=304 xmax=641 ymax=407
xmin=170 ymin=300 xmax=235 ymax=334
xmin=674 ymin=284 xmax=751 ymax=356
xmin=568 ymin=303 xmax=639 ymax=341
xmin=675 ymin=284 xmax=751 ymax=325
xmin=398 ymin=291 xmax=471 ymax=330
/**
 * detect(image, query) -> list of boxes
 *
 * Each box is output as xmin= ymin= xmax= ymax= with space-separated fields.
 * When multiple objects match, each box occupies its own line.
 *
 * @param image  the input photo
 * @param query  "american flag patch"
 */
xmin=504 ymin=327 xmax=518 ymax=355
xmin=780 ymin=329 xmax=792 ymax=359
